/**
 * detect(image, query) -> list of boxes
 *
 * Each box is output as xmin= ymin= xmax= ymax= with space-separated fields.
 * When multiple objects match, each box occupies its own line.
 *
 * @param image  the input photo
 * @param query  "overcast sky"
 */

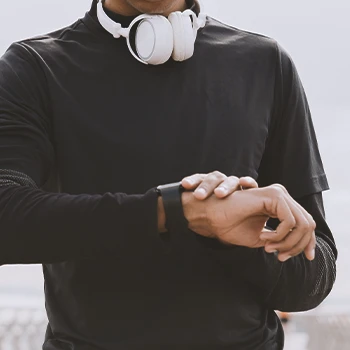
xmin=0 ymin=0 xmax=349 ymax=109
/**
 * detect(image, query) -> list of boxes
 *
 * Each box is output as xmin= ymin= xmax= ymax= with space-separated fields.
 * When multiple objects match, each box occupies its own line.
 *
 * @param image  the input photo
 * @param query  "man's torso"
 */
xmin=16 ymin=9 xmax=283 ymax=350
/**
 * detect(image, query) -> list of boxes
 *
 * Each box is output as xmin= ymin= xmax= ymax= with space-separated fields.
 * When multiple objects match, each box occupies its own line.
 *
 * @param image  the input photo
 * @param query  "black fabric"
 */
xmin=209 ymin=193 xmax=336 ymax=312
xmin=0 ymin=1 xmax=336 ymax=349
xmin=257 ymin=45 xmax=329 ymax=198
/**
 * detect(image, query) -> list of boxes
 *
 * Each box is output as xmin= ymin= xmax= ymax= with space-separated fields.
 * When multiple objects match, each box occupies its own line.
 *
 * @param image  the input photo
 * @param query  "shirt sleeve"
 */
xmin=199 ymin=195 xmax=337 ymax=312
xmin=257 ymin=42 xmax=329 ymax=198
xmin=0 ymin=43 xmax=164 ymax=265
xmin=253 ymin=42 xmax=337 ymax=310
xmin=227 ymin=192 xmax=337 ymax=312
xmin=199 ymin=42 xmax=337 ymax=312
xmin=262 ymin=193 xmax=337 ymax=311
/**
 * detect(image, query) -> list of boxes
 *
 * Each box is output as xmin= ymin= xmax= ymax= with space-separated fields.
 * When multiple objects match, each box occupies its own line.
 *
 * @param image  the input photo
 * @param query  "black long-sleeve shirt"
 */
xmin=0 ymin=1 xmax=336 ymax=349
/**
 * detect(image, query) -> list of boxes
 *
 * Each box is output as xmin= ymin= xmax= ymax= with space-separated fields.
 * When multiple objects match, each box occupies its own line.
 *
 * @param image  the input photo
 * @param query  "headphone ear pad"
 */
xmin=135 ymin=16 xmax=174 ymax=65
xmin=168 ymin=12 xmax=195 ymax=62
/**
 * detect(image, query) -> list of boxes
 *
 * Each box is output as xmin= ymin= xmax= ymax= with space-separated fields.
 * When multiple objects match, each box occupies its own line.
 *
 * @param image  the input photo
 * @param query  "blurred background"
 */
xmin=0 ymin=0 xmax=349 ymax=349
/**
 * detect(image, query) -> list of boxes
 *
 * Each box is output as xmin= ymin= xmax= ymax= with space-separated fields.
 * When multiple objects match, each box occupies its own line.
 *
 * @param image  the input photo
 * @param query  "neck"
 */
xmin=103 ymin=0 xmax=188 ymax=17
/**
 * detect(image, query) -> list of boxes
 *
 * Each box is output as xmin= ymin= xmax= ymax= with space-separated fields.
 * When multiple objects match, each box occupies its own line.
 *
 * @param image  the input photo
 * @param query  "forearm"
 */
xmin=207 ymin=231 xmax=336 ymax=312
xmin=0 ymin=185 xmax=164 ymax=265
xmin=205 ymin=192 xmax=337 ymax=311
xmin=157 ymin=196 xmax=167 ymax=233
xmin=263 ymin=193 xmax=337 ymax=311
xmin=263 ymin=235 xmax=336 ymax=311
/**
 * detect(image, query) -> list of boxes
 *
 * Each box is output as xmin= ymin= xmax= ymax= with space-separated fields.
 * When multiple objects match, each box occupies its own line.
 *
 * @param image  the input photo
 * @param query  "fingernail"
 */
xmin=195 ymin=188 xmax=206 ymax=197
xmin=266 ymin=248 xmax=278 ymax=254
xmin=216 ymin=186 xmax=227 ymax=194
xmin=184 ymin=178 xmax=193 ymax=185
xmin=280 ymin=255 xmax=292 ymax=262
xmin=310 ymin=249 xmax=315 ymax=260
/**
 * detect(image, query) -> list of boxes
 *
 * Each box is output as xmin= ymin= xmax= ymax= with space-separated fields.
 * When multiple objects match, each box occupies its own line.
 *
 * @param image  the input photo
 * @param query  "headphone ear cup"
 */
xmin=168 ymin=12 xmax=195 ymax=62
xmin=135 ymin=16 xmax=174 ymax=65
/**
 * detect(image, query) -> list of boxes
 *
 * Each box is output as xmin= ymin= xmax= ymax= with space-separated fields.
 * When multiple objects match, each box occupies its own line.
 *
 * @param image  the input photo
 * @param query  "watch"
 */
xmin=156 ymin=181 xmax=189 ymax=232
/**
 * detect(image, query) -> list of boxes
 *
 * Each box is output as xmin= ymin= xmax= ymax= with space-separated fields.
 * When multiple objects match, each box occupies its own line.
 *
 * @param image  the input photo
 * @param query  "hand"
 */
xmin=181 ymin=171 xmax=258 ymax=200
xmin=259 ymin=184 xmax=316 ymax=262
xmin=182 ymin=184 xmax=316 ymax=262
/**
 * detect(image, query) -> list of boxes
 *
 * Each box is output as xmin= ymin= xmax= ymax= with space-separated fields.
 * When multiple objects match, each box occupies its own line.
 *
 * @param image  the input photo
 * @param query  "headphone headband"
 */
xmin=96 ymin=0 xmax=130 ymax=38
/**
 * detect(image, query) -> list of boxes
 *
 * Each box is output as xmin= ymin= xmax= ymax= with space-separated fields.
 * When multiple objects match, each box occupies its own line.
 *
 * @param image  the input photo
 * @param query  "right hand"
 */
xmin=182 ymin=184 xmax=316 ymax=261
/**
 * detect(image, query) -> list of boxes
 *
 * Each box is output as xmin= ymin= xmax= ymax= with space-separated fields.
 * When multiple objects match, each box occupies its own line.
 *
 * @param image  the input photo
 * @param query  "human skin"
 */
xmin=158 ymin=172 xmax=316 ymax=263
xmin=104 ymin=0 xmax=188 ymax=16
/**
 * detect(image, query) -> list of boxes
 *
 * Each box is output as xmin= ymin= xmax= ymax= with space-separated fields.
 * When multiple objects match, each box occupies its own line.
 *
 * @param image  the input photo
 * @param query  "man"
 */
xmin=0 ymin=0 xmax=336 ymax=349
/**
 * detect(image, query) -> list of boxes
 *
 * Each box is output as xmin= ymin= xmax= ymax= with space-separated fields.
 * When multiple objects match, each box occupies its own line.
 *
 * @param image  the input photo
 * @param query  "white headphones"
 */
xmin=96 ymin=0 xmax=206 ymax=65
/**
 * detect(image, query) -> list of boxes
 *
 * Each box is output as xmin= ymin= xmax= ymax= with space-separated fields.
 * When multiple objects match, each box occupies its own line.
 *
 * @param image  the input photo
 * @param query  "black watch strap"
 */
xmin=156 ymin=182 xmax=189 ymax=232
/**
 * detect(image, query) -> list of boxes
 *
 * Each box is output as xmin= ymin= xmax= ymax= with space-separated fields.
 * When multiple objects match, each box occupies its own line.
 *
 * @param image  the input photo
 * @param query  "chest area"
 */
xmin=48 ymin=58 xmax=273 ymax=192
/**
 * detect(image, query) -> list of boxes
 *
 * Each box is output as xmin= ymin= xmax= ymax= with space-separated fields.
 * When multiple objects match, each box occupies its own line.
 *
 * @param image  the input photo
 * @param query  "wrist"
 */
xmin=182 ymin=191 xmax=210 ymax=234
xmin=157 ymin=196 xmax=167 ymax=233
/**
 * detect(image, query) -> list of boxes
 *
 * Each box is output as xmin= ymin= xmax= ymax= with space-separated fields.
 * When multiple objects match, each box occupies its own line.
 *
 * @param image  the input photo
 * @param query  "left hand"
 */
xmin=181 ymin=171 xmax=258 ymax=200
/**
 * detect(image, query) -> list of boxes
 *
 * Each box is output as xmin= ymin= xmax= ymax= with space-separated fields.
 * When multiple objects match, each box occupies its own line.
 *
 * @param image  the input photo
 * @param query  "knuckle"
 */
xmin=199 ymin=182 xmax=209 ymax=189
xmin=288 ymin=217 xmax=297 ymax=228
xmin=310 ymin=219 xmax=316 ymax=230
xmin=268 ymin=185 xmax=284 ymax=198
xmin=300 ymin=218 xmax=310 ymax=231
xmin=271 ymin=183 xmax=286 ymax=192
xmin=193 ymin=173 xmax=203 ymax=180
xmin=243 ymin=176 xmax=257 ymax=185
xmin=213 ymin=171 xmax=226 ymax=179
xmin=312 ymin=221 xmax=317 ymax=231
xmin=228 ymin=175 xmax=239 ymax=183
xmin=307 ymin=213 xmax=313 ymax=221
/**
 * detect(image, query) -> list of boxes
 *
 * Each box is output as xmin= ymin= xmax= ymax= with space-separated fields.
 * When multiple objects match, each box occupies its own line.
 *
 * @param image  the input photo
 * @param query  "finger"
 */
xmin=269 ymin=199 xmax=315 ymax=260
xmin=260 ymin=184 xmax=316 ymax=261
xmin=262 ymin=226 xmax=275 ymax=233
xmin=277 ymin=233 xmax=312 ymax=262
xmin=294 ymin=207 xmax=317 ymax=261
xmin=266 ymin=226 xmax=312 ymax=260
xmin=292 ymin=208 xmax=316 ymax=261
xmin=193 ymin=171 xmax=227 ymax=200
xmin=214 ymin=176 xmax=240 ymax=198
xmin=284 ymin=196 xmax=316 ymax=261
xmin=264 ymin=200 xmax=315 ymax=262
xmin=181 ymin=174 xmax=206 ymax=189
xmin=304 ymin=231 xmax=316 ymax=261
xmin=239 ymin=177 xmax=258 ymax=189
xmin=263 ymin=201 xmax=308 ymax=245
xmin=260 ymin=196 xmax=296 ymax=242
